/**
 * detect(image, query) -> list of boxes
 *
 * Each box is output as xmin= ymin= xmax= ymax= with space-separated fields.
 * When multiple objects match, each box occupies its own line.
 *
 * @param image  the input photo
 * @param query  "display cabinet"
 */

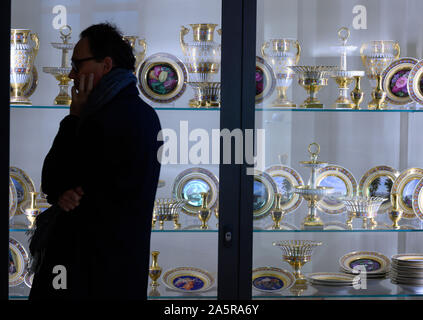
xmin=251 ymin=0 xmax=423 ymax=299
xmin=7 ymin=0 xmax=423 ymax=301
xmin=7 ymin=0 xmax=236 ymax=300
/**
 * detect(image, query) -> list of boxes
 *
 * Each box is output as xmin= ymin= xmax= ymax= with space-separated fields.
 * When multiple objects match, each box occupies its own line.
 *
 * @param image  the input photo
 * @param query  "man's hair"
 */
xmin=80 ymin=22 xmax=135 ymax=71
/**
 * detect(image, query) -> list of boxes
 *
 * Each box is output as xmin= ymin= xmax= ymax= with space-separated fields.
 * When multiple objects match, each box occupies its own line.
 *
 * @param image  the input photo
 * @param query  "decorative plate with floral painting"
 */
xmin=138 ymin=52 xmax=187 ymax=104
xmin=382 ymin=57 xmax=418 ymax=105
xmin=256 ymin=56 xmax=276 ymax=104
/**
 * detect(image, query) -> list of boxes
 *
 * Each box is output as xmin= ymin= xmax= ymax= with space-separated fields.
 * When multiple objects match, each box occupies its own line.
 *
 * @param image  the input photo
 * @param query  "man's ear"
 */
xmin=103 ymin=56 xmax=113 ymax=74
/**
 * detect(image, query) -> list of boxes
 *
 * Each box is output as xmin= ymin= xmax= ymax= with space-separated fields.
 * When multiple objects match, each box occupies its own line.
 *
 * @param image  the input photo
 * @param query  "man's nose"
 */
xmin=68 ymin=69 xmax=76 ymax=80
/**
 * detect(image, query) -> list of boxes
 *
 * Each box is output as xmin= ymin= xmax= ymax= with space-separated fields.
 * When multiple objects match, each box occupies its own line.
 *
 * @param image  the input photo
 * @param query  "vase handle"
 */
xmin=179 ymin=26 xmax=189 ymax=54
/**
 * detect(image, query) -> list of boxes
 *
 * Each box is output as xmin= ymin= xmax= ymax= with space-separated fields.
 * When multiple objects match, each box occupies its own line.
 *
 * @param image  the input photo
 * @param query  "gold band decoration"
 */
xmin=10 ymin=28 xmax=39 ymax=105
xmin=391 ymin=167 xmax=423 ymax=219
xmin=180 ymin=23 xmax=222 ymax=108
xmin=42 ymin=25 xmax=74 ymax=105
xmin=138 ymin=52 xmax=188 ymax=104
xmin=261 ymin=38 xmax=301 ymax=107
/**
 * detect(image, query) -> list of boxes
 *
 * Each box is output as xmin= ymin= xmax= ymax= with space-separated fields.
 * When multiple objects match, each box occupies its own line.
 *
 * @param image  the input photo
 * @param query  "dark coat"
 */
xmin=29 ymin=83 xmax=162 ymax=300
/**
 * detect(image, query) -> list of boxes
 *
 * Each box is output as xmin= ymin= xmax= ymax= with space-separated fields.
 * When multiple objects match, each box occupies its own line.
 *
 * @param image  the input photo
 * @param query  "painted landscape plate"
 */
xmin=412 ymin=177 xmax=423 ymax=221
xmin=391 ymin=168 xmax=423 ymax=219
xmin=265 ymin=165 xmax=304 ymax=214
xmin=172 ymin=167 xmax=219 ymax=216
xmin=9 ymin=166 xmax=36 ymax=215
xmin=316 ymin=165 xmax=357 ymax=214
xmin=358 ymin=165 xmax=399 ymax=214
xmin=382 ymin=57 xmax=418 ymax=105
xmin=339 ymin=251 xmax=390 ymax=275
xmin=255 ymin=56 xmax=276 ymax=104
xmin=253 ymin=170 xmax=278 ymax=219
xmin=9 ymin=237 xmax=28 ymax=287
xmin=138 ymin=52 xmax=187 ymax=104
xmin=252 ymin=267 xmax=295 ymax=292
xmin=162 ymin=267 xmax=214 ymax=293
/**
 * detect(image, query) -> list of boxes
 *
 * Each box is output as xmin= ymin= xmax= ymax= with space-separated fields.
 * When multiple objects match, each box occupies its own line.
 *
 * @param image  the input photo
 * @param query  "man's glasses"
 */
xmin=71 ymin=56 xmax=98 ymax=73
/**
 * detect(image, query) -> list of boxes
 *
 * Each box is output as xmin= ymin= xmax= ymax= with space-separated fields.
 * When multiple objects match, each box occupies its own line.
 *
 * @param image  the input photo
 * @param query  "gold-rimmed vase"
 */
xmin=149 ymin=251 xmax=162 ymax=287
xmin=123 ymin=35 xmax=147 ymax=75
xmin=261 ymin=38 xmax=301 ymax=107
xmin=10 ymin=29 xmax=39 ymax=105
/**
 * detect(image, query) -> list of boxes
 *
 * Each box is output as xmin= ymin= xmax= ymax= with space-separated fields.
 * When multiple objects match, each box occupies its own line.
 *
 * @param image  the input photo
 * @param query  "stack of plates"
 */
xmin=305 ymin=272 xmax=360 ymax=287
xmin=339 ymin=251 xmax=390 ymax=279
xmin=391 ymin=254 xmax=423 ymax=288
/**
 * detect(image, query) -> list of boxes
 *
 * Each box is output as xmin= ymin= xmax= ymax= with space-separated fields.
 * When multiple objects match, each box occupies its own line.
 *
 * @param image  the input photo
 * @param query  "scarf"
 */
xmin=77 ymin=67 xmax=137 ymax=131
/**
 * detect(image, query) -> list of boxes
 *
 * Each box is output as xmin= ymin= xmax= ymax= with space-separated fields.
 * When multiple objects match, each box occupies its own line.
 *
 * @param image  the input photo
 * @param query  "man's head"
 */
xmin=69 ymin=23 xmax=135 ymax=89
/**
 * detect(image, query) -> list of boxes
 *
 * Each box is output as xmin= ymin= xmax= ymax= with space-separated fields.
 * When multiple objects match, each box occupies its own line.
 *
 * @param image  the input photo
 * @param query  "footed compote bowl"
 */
xmin=338 ymin=196 xmax=386 ymax=229
xmin=289 ymin=66 xmax=338 ymax=108
xmin=273 ymin=240 xmax=322 ymax=284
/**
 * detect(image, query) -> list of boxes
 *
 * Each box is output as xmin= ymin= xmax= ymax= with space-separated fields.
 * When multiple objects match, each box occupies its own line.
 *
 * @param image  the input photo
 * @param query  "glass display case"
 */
xmin=8 ymin=0 xmax=225 ymax=300
xmin=252 ymin=0 xmax=423 ymax=299
xmin=7 ymin=0 xmax=423 ymax=301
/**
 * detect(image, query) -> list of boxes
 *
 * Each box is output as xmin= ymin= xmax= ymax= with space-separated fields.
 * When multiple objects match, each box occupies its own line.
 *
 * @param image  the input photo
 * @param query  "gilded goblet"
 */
xmin=360 ymin=40 xmax=400 ymax=108
xmin=273 ymin=240 xmax=322 ymax=284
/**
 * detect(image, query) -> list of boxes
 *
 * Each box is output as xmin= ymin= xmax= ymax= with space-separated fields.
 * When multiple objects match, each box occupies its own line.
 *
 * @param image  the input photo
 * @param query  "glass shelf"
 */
xmin=256 ymin=107 xmax=423 ymax=113
xmin=253 ymin=229 xmax=423 ymax=233
xmin=9 ymin=227 xmax=219 ymax=233
xmin=10 ymin=105 xmax=220 ymax=111
xmin=11 ymin=105 xmax=423 ymax=112
xmin=252 ymin=278 xmax=423 ymax=299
